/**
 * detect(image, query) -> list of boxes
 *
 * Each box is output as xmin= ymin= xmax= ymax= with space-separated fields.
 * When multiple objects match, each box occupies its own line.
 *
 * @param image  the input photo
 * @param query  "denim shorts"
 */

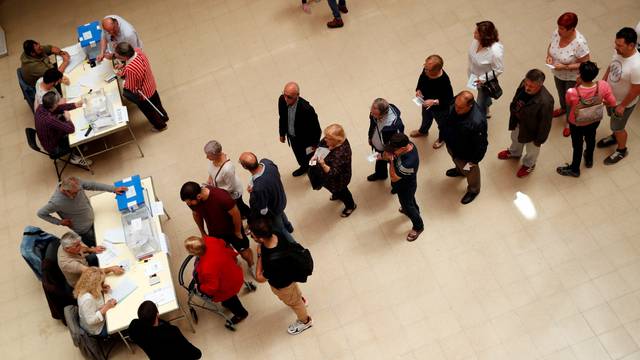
xmin=607 ymin=104 xmax=636 ymax=131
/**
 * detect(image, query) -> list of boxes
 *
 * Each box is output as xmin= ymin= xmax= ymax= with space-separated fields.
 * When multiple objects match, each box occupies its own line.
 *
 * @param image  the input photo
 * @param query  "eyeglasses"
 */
xmin=283 ymin=93 xmax=297 ymax=100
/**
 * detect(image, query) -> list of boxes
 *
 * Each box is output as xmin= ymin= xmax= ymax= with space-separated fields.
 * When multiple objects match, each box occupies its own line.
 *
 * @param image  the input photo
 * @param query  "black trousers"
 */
xmin=374 ymin=158 xmax=389 ymax=179
xmin=235 ymin=196 xmax=251 ymax=218
xmin=395 ymin=180 xmax=423 ymax=231
xmin=221 ymin=295 xmax=248 ymax=318
xmin=418 ymin=108 xmax=447 ymax=140
xmin=332 ymin=187 xmax=355 ymax=209
xmin=569 ymin=121 xmax=600 ymax=172
xmin=123 ymin=89 xmax=169 ymax=130
xmin=289 ymin=136 xmax=313 ymax=170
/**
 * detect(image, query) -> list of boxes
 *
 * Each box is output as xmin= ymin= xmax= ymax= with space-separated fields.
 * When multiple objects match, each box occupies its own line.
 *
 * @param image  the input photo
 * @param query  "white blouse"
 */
xmin=468 ymin=39 xmax=504 ymax=82
xmin=548 ymin=30 xmax=590 ymax=81
xmin=78 ymin=292 xmax=106 ymax=335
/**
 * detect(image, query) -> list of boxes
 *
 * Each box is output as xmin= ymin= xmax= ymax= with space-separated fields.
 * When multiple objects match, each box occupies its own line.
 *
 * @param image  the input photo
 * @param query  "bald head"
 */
xmin=239 ymin=152 xmax=259 ymax=172
xmin=454 ymin=91 xmax=475 ymax=115
xmin=283 ymin=82 xmax=300 ymax=106
xmin=102 ymin=17 xmax=119 ymax=36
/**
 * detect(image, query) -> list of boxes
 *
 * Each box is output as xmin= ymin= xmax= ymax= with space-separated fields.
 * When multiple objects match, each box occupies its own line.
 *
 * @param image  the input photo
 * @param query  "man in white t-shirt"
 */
xmin=34 ymin=68 xmax=64 ymax=110
xmin=204 ymin=140 xmax=251 ymax=218
xmin=96 ymin=15 xmax=143 ymax=62
xmin=597 ymin=27 xmax=640 ymax=165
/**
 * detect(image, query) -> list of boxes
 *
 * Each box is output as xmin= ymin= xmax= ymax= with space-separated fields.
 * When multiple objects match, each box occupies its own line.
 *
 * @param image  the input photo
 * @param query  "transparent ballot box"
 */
xmin=82 ymin=89 xmax=115 ymax=129
xmin=122 ymin=206 xmax=160 ymax=260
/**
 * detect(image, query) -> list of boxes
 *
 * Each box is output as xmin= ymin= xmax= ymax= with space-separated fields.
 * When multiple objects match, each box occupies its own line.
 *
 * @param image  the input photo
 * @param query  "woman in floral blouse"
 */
xmin=316 ymin=124 xmax=356 ymax=217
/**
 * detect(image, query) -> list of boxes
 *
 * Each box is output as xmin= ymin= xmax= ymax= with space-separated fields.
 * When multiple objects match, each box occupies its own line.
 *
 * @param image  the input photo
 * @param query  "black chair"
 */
xmin=17 ymin=68 xmax=36 ymax=113
xmin=25 ymin=128 xmax=87 ymax=181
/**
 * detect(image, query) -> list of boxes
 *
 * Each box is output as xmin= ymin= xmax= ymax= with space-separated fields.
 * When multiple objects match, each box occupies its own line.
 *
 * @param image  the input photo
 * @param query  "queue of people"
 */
xmin=24 ymin=8 xmax=640 ymax=358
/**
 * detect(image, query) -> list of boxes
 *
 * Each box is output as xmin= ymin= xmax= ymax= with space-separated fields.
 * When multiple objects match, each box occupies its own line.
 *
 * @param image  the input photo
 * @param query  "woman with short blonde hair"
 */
xmin=74 ymin=267 xmax=116 ymax=337
xmin=315 ymin=123 xmax=356 ymax=217
xmin=184 ymin=236 xmax=206 ymax=256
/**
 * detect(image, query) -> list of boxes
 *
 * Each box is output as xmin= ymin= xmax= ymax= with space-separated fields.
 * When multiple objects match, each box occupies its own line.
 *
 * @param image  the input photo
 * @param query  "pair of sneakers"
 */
xmin=497 ymin=149 xmax=534 ymax=178
xmin=287 ymin=297 xmax=312 ymax=335
xmin=598 ymin=135 xmax=628 ymax=165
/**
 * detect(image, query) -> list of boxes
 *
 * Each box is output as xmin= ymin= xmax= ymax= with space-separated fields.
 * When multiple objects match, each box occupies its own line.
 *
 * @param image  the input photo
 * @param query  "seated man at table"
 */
xmin=114 ymin=42 xmax=169 ymax=132
xmin=21 ymin=39 xmax=70 ymax=86
xmin=35 ymin=68 xmax=66 ymax=109
xmin=34 ymin=91 xmax=90 ymax=166
xmin=97 ymin=15 xmax=143 ymax=62
xmin=129 ymin=301 xmax=202 ymax=360
xmin=38 ymin=176 xmax=128 ymax=246
xmin=57 ymin=231 xmax=124 ymax=288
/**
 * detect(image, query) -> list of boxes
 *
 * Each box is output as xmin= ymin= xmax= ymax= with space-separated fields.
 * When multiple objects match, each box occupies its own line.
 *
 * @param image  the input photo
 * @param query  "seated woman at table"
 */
xmin=73 ymin=267 xmax=117 ymax=337
xmin=184 ymin=236 xmax=249 ymax=325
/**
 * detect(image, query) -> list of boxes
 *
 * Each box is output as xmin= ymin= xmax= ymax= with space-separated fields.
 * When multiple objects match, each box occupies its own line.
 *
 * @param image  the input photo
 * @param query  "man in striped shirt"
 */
xmin=114 ymin=42 xmax=168 ymax=131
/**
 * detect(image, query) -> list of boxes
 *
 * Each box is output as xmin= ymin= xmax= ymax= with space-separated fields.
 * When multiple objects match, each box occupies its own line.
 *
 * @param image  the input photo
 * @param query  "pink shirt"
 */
xmin=565 ymin=80 xmax=616 ymax=125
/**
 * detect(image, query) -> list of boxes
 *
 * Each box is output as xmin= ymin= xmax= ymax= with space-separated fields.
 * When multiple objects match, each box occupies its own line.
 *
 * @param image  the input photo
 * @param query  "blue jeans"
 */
xmin=272 ymin=212 xmax=297 ymax=244
xmin=418 ymin=108 xmax=447 ymax=138
xmin=328 ymin=0 xmax=346 ymax=18
xmin=395 ymin=180 xmax=423 ymax=231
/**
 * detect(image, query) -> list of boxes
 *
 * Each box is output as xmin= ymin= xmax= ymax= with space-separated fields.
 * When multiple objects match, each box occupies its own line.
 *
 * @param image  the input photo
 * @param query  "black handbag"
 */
xmin=307 ymin=165 xmax=324 ymax=190
xmin=481 ymin=70 xmax=503 ymax=99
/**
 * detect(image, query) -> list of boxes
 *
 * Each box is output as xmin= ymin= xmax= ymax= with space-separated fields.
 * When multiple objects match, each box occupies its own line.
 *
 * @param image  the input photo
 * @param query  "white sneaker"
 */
xmin=287 ymin=317 xmax=313 ymax=335
xmin=70 ymin=154 xmax=93 ymax=166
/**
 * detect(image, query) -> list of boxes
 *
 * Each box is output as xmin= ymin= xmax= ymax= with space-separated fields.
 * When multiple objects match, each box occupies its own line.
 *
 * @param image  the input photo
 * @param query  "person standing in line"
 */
xmin=441 ymin=91 xmax=488 ymax=205
xmin=278 ymin=82 xmax=322 ymax=177
xmin=383 ymin=133 xmax=424 ymax=241
xmin=367 ymin=98 xmax=405 ymax=182
xmin=409 ymin=54 xmax=454 ymax=150
xmin=248 ymin=216 xmax=313 ymax=335
xmin=596 ymin=27 xmax=640 ymax=165
xmin=557 ymin=61 xmax=617 ymax=177
xmin=545 ymin=12 xmax=590 ymax=137
xmin=497 ymin=69 xmax=554 ymax=178
xmin=204 ymin=140 xmax=251 ymax=218
xmin=468 ymin=20 xmax=504 ymax=118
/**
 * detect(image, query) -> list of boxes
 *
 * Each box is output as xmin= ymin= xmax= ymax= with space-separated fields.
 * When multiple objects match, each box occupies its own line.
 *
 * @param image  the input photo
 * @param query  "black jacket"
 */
xmin=129 ymin=319 xmax=202 ymax=360
xmin=441 ymin=102 xmax=488 ymax=163
xmin=278 ymin=96 xmax=321 ymax=147
xmin=508 ymin=82 xmax=554 ymax=145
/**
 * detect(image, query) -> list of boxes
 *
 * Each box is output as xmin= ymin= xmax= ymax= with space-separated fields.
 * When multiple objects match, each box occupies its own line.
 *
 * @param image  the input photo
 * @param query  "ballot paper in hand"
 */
xmin=56 ymin=43 xmax=85 ymax=74
xmin=110 ymin=276 xmax=138 ymax=303
xmin=144 ymin=285 xmax=176 ymax=307
xmin=467 ymin=74 xmax=478 ymax=89
xmin=367 ymin=151 xmax=380 ymax=163
xmin=545 ymin=63 xmax=556 ymax=70
xmin=412 ymin=96 xmax=424 ymax=107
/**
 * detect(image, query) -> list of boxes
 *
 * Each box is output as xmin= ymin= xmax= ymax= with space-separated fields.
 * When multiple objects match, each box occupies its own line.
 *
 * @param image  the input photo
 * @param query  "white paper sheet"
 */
xmin=77 ymin=62 xmax=114 ymax=89
xmin=367 ymin=151 xmax=380 ymax=163
xmin=104 ymin=227 xmax=126 ymax=244
xmin=118 ymin=259 xmax=131 ymax=272
xmin=65 ymin=83 xmax=84 ymax=99
xmin=113 ymin=105 xmax=129 ymax=124
xmin=144 ymin=285 xmax=176 ymax=306
xmin=151 ymin=201 xmax=164 ymax=217
xmin=56 ymin=43 xmax=85 ymax=74
xmin=159 ymin=233 xmax=169 ymax=254
xmin=96 ymin=248 xmax=117 ymax=265
xmin=74 ymin=113 xmax=90 ymax=131
xmin=412 ymin=96 xmax=424 ymax=107
xmin=131 ymin=217 xmax=142 ymax=231
xmin=110 ymin=276 xmax=138 ymax=303
xmin=93 ymin=117 xmax=115 ymax=129
xmin=125 ymin=186 xmax=136 ymax=198
xmin=467 ymin=74 xmax=478 ymax=89
xmin=545 ymin=63 xmax=556 ymax=70
xmin=144 ymin=260 xmax=163 ymax=276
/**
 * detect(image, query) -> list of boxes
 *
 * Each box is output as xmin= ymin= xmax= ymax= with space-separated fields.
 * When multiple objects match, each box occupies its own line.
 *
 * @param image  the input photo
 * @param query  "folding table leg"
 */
xmin=118 ymin=331 xmax=134 ymax=353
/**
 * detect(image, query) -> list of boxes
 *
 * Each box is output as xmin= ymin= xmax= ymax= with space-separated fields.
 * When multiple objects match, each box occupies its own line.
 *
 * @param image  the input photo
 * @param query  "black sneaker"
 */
xmin=367 ymin=173 xmax=387 ymax=182
xmin=292 ymin=167 xmax=308 ymax=177
xmin=556 ymin=164 xmax=580 ymax=177
xmin=597 ymin=135 xmax=617 ymax=148
xmin=445 ymin=168 xmax=463 ymax=177
xmin=603 ymin=149 xmax=628 ymax=165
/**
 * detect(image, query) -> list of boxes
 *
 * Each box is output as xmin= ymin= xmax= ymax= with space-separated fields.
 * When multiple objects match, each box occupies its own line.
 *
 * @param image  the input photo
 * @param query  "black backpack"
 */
xmin=268 ymin=242 xmax=314 ymax=283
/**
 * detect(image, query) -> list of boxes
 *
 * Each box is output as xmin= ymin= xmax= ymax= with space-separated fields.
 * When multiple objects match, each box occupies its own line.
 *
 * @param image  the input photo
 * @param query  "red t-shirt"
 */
xmin=192 ymin=186 xmax=236 ymax=237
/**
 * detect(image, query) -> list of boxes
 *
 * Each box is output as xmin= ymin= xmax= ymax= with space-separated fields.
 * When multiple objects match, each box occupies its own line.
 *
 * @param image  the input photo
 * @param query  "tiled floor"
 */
xmin=1 ymin=0 xmax=640 ymax=359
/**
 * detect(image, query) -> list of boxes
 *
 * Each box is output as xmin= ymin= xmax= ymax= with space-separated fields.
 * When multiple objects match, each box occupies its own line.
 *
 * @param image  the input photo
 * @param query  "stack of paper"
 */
xmin=110 ymin=276 xmax=138 ymax=303
xmin=144 ymin=285 xmax=176 ymax=306
xmin=144 ymin=260 xmax=163 ymax=276
xmin=56 ymin=43 xmax=85 ymax=74
xmin=104 ymin=227 xmax=126 ymax=244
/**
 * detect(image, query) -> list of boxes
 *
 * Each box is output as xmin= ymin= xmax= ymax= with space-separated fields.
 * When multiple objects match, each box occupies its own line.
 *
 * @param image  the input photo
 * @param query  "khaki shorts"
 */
xmin=608 ymin=104 xmax=637 ymax=131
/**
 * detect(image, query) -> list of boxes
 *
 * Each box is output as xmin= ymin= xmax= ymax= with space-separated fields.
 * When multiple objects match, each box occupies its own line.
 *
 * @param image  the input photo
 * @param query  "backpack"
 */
xmin=268 ymin=242 xmax=314 ymax=283
xmin=20 ymin=225 xmax=59 ymax=280
xmin=573 ymin=83 xmax=604 ymax=125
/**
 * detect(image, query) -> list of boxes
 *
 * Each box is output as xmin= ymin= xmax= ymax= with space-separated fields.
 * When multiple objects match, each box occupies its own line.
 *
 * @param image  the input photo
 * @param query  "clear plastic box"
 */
xmin=121 ymin=205 xmax=159 ymax=260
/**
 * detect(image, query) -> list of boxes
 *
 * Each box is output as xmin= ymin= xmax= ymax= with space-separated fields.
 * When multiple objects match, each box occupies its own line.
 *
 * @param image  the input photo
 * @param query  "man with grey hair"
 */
xmin=114 ymin=42 xmax=168 ymax=132
xmin=57 ymin=231 xmax=124 ymax=287
xmin=34 ymin=91 xmax=89 ymax=166
xmin=278 ymin=81 xmax=321 ymax=177
xmin=497 ymin=69 xmax=554 ymax=177
xmin=38 ymin=177 xmax=127 ymax=246
xmin=367 ymin=98 xmax=405 ymax=182
xmin=97 ymin=15 xmax=143 ymax=62
xmin=204 ymin=140 xmax=250 ymax=217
